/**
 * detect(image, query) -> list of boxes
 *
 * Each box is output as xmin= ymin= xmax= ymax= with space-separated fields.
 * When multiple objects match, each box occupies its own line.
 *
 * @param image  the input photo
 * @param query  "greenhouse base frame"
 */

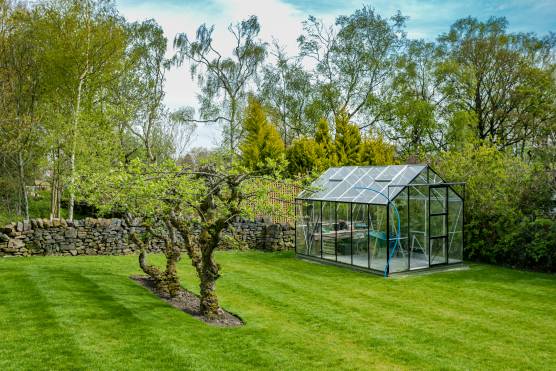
xmin=296 ymin=253 xmax=467 ymax=277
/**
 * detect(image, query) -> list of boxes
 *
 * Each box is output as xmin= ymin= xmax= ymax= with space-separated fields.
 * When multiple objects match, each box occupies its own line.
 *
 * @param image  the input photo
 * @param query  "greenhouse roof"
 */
xmin=297 ymin=165 xmax=431 ymax=205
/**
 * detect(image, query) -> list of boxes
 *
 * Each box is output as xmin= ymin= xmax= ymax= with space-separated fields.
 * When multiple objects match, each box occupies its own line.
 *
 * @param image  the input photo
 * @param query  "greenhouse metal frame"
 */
xmin=295 ymin=165 xmax=465 ymax=276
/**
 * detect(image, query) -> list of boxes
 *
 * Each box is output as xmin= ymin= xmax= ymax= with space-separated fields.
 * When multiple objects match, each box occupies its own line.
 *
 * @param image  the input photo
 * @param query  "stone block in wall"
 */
xmin=59 ymin=243 xmax=73 ymax=251
xmin=8 ymin=239 xmax=25 ymax=250
xmin=65 ymin=228 xmax=77 ymax=238
xmin=29 ymin=243 xmax=44 ymax=254
xmin=1 ymin=223 xmax=15 ymax=235
xmin=0 ymin=233 xmax=9 ymax=242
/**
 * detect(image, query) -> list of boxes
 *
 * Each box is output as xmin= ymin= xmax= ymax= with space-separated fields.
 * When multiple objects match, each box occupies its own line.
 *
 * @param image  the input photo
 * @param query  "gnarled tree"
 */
xmin=79 ymin=158 xmax=284 ymax=319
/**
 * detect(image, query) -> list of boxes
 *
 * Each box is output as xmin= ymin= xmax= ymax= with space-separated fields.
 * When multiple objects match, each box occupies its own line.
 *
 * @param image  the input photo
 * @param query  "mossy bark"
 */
xmin=199 ymin=252 xmax=221 ymax=318
xmin=131 ymin=230 xmax=181 ymax=297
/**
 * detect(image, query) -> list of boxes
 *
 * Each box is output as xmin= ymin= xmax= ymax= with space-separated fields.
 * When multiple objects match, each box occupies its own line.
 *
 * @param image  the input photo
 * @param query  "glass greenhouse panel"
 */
xmin=295 ymin=201 xmax=306 ymax=255
xmin=448 ymin=188 xmax=464 ymax=263
xmin=369 ymin=204 xmax=387 ymax=271
xmin=411 ymin=168 xmax=428 ymax=185
xmin=430 ymin=186 xmax=447 ymax=215
xmin=429 ymin=168 xmax=445 ymax=184
xmin=310 ymin=201 xmax=322 ymax=257
xmin=336 ymin=202 xmax=351 ymax=264
xmin=409 ymin=185 xmax=428 ymax=269
xmin=321 ymin=202 xmax=337 ymax=261
xmin=430 ymin=237 xmax=446 ymax=265
xmin=300 ymin=201 xmax=321 ymax=257
xmin=352 ymin=203 xmax=369 ymax=268
xmin=389 ymin=188 xmax=409 ymax=273
xmin=430 ymin=214 xmax=446 ymax=238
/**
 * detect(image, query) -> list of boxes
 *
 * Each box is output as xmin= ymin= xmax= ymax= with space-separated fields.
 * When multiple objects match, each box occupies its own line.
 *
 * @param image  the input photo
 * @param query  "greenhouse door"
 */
xmin=428 ymin=185 xmax=448 ymax=266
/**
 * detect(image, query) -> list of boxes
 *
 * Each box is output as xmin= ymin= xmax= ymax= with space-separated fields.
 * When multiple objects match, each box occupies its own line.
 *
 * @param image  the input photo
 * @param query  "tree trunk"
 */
xmin=132 ymin=232 xmax=163 ymax=281
xmin=162 ymin=221 xmax=181 ymax=297
xmin=131 ymin=230 xmax=181 ymax=297
xmin=163 ymin=245 xmax=181 ymax=297
xmin=229 ymin=98 xmax=237 ymax=154
xmin=50 ymin=147 xmax=60 ymax=220
xmin=56 ymin=180 xmax=62 ymax=219
xmin=50 ymin=174 xmax=56 ymax=220
xmin=18 ymin=151 xmax=29 ymax=221
xmin=199 ymin=250 xmax=221 ymax=318
xmin=169 ymin=216 xmax=203 ymax=277
xmin=68 ymin=75 xmax=86 ymax=221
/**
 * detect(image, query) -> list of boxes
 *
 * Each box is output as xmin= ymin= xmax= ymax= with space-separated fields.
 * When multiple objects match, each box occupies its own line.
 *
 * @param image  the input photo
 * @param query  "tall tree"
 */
xmin=113 ymin=19 xmax=193 ymax=164
xmin=314 ymin=117 xmax=335 ymax=156
xmin=80 ymin=158 xmax=288 ymax=319
xmin=258 ymin=43 xmax=313 ymax=145
xmin=358 ymin=133 xmax=397 ymax=165
xmin=437 ymin=17 xmax=556 ymax=154
xmin=174 ymin=16 xmax=267 ymax=154
xmin=0 ymin=2 xmax=44 ymax=221
xmin=286 ymin=137 xmax=323 ymax=176
xmin=385 ymin=39 xmax=445 ymax=156
xmin=298 ymin=6 xmax=406 ymax=130
xmin=38 ymin=0 xmax=126 ymax=220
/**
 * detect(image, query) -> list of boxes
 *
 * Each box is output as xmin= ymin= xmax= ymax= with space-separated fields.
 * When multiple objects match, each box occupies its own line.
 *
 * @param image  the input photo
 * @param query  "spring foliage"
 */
xmin=435 ymin=143 xmax=555 ymax=271
xmin=240 ymin=96 xmax=285 ymax=173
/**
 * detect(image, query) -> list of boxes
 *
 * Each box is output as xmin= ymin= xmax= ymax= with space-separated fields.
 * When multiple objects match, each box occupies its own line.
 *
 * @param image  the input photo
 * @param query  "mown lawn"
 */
xmin=0 ymin=251 xmax=554 ymax=370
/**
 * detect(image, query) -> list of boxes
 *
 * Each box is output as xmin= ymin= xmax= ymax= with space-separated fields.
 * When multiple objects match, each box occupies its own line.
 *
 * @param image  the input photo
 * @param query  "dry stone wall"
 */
xmin=0 ymin=217 xmax=294 ymax=257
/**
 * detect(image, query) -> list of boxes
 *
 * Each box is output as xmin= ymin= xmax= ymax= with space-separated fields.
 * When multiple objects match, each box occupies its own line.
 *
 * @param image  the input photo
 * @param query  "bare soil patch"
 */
xmin=131 ymin=275 xmax=244 ymax=327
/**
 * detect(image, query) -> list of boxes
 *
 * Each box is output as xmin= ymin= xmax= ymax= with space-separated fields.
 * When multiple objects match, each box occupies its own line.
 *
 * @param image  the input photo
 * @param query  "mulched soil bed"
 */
xmin=131 ymin=275 xmax=244 ymax=327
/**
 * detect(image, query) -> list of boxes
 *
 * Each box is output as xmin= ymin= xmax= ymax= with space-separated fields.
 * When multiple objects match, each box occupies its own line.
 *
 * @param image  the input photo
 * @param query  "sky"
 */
xmin=117 ymin=0 xmax=556 ymax=149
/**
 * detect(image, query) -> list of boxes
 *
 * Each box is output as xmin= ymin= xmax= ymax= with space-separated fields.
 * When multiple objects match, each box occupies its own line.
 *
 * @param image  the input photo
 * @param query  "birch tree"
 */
xmin=0 ymin=2 xmax=43 ymax=221
xmin=38 ymin=0 xmax=126 ymax=220
xmin=174 ymin=16 xmax=267 ymax=154
xmin=298 ymin=6 xmax=406 ymax=131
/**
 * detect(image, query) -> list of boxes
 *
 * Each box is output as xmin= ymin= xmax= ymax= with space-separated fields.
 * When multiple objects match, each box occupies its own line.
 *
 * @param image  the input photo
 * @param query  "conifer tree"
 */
xmin=359 ymin=134 xmax=397 ymax=165
xmin=334 ymin=112 xmax=361 ymax=165
xmin=315 ymin=118 xmax=333 ymax=153
xmin=240 ymin=96 xmax=285 ymax=173
xmin=286 ymin=137 xmax=321 ymax=176
xmin=314 ymin=117 xmax=338 ymax=167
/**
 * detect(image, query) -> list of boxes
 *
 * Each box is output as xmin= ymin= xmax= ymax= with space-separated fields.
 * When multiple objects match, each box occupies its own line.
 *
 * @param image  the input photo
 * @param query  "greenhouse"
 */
xmin=295 ymin=165 xmax=465 ymax=276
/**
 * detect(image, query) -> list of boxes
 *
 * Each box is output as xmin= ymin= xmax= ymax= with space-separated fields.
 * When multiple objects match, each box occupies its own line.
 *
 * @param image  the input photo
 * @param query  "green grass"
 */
xmin=0 ymin=252 xmax=555 ymax=370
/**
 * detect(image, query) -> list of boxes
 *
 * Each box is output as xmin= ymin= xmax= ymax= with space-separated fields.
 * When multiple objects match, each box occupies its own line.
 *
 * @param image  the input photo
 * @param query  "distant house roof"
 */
xmin=297 ymin=165 xmax=438 ymax=205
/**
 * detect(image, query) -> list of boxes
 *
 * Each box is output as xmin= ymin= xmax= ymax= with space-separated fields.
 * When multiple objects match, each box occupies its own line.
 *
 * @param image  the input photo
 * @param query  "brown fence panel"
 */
xmin=249 ymin=180 xmax=302 ymax=224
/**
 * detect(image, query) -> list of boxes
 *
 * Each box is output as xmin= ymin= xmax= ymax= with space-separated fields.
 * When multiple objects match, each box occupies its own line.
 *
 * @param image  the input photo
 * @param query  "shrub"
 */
xmin=435 ymin=143 xmax=555 ymax=272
